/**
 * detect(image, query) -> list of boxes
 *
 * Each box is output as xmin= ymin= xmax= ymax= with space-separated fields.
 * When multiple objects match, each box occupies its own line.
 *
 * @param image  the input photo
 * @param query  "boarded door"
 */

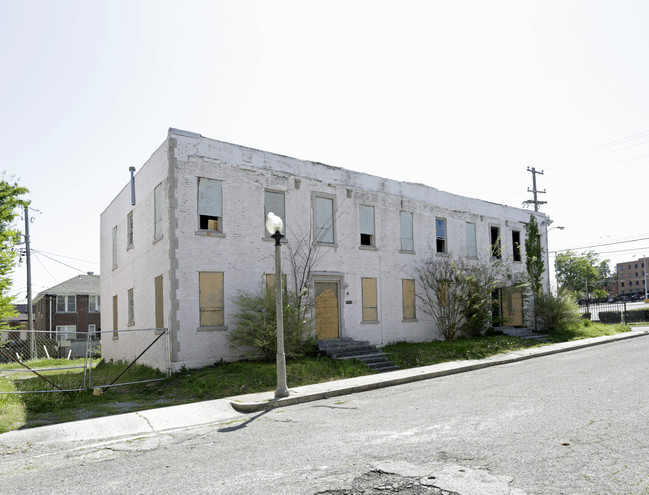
xmin=315 ymin=282 xmax=339 ymax=340
xmin=502 ymin=286 xmax=523 ymax=327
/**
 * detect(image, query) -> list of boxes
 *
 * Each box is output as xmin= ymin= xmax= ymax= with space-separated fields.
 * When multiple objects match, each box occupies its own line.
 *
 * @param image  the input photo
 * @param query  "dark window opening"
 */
xmin=436 ymin=238 xmax=446 ymax=253
xmin=200 ymin=215 xmax=220 ymax=231
xmin=512 ymin=231 xmax=521 ymax=262
xmin=360 ymin=233 xmax=374 ymax=246
xmin=491 ymin=227 xmax=501 ymax=259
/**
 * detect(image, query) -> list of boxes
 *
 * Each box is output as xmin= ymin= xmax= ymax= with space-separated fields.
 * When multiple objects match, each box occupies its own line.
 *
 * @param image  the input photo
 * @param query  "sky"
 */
xmin=3 ymin=0 xmax=649 ymax=301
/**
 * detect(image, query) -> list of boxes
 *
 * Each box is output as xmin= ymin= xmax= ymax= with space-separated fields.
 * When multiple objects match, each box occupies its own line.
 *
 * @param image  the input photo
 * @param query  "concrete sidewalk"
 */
xmin=1 ymin=328 xmax=647 ymax=451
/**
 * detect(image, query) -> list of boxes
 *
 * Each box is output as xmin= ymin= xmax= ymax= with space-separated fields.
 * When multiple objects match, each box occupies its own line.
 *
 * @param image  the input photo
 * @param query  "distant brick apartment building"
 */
xmin=33 ymin=273 xmax=101 ymax=341
xmin=617 ymin=257 xmax=648 ymax=296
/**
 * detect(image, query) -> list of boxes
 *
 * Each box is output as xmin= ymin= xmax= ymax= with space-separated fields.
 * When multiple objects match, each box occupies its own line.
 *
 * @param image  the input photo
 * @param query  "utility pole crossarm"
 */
xmin=524 ymin=166 xmax=547 ymax=212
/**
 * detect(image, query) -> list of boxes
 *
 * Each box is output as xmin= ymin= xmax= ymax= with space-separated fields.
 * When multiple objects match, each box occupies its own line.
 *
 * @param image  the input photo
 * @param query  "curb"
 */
xmin=230 ymin=329 xmax=649 ymax=413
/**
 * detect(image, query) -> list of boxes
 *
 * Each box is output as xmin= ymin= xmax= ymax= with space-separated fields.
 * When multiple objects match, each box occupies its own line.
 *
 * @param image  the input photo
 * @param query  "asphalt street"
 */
xmin=1 ymin=333 xmax=648 ymax=494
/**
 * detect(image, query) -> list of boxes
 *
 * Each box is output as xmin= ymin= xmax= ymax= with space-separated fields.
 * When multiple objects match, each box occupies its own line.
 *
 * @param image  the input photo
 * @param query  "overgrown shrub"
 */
xmin=229 ymin=286 xmax=314 ymax=361
xmin=415 ymin=257 xmax=514 ymax=341
xmin=536 ymin=291 xmax=581 ymax=331
xmin=624 ymin=308 xmax=649 ymax=323
xmin=599 ymin=311 xmax=622 ymax=324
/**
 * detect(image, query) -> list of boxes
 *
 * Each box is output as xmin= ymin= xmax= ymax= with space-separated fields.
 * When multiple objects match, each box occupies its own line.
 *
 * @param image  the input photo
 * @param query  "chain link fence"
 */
xmin=0 ymin=328 xmax=170 ymax=395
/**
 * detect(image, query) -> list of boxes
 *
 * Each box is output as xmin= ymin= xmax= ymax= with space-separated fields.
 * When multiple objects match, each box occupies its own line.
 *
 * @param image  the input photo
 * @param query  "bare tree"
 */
xmin=415 ymin=256 xmax=516 ymax=341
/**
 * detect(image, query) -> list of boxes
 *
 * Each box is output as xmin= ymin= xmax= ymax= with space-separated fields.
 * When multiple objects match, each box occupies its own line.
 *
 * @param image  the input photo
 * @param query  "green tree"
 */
xmin=0 ymin=176 xmax=29 ymax=328
xmin=524 ymin=215 xmax=545 ymax=330
xmin=555 ymin=250 xmax=609 ymax=296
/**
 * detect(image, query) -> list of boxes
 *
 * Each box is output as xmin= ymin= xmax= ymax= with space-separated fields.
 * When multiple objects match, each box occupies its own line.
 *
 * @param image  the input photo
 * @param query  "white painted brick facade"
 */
xmin=100 ymin=128 xmax=550 ymax=370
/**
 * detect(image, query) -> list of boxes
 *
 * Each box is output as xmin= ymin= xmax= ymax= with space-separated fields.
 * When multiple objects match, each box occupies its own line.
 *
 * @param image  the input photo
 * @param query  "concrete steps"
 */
xmin=317 ymin=339 xmax=400 ymax=372
xmin=499 ymin=327 xmax=554 ymax=343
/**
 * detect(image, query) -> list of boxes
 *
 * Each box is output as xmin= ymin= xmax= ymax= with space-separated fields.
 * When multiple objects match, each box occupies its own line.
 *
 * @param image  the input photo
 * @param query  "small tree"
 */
xmin=524 ymin=215 xmax=545 ymax=330
xmin=416 ymin=257 xmax=511 ymax=341
xmin=229 ymin=284 xmax=314 ymax=361
xmin=0 ymin=176 xmax=29 ymax=327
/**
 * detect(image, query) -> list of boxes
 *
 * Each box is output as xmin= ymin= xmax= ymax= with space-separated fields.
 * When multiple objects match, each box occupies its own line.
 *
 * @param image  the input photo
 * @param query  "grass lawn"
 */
xmin=0 ymin=320 xmax=632 ymax=434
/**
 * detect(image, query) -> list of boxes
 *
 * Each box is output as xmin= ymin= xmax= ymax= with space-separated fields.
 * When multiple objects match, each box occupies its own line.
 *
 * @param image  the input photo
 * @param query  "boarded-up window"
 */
xmin=199 ymin=272 xmax=224 ymax=327
xmin=360 ymin=205 xmax=375 ymax=247
xmin=466 ymin=222 xmax=477 ymax=258
xmin=402 ymin=279 xmax=416 ymax=320
xmin=264 ymin=191 xmax=285 ymax=234
xmin=112 ymin=295 xmax=118 ymax=340
xmin=155 ymin=275 xmax=164 ymax=330
xmin=314 ymin=196 xmax=334 ymax=244
xmin=400 ymin=211 xmax=413 ymax=251
xmin=198 ymin=178 xmax=222 ymax=231
xmin=361 ymin=278 xmax=378 ymax=322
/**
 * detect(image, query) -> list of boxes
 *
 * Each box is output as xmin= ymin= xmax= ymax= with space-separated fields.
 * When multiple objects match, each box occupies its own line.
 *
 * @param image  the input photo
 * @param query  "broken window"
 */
xmin=402 ymin=279 xmax=416 ymax=320
xmin=127 ymin=288 xmax=135 ymax=326
xmin=199 ymin=272 xmax=224 ymax=327
xmin=198 ymin=178 xmax=222 ymax=231
xmin=512 ymin=230 xmax=522 ymax=262
xmin=361 ymin=278 xmax=378 ymax=322
xmin=360 ymin=205 xmax=375 ymax=247
xmin=436 ymin=218 xmax=446 ymax=253
xmin=127 ymin=211 xmax=134 ymax=249
xmin=491 ymin=226 xmax=502 ymax=259
xmin=400 ymin=211 xmax=413 ymax=251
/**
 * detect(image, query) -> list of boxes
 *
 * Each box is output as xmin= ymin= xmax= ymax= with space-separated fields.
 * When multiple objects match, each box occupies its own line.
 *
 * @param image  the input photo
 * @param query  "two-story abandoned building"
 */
xmin=100 ymin=128 xmax=550 ymax=371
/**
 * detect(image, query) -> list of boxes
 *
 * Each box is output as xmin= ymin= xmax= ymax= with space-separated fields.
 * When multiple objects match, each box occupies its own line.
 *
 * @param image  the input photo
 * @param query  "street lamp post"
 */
xmin=265 ymin=212 xmax=289 ymax=398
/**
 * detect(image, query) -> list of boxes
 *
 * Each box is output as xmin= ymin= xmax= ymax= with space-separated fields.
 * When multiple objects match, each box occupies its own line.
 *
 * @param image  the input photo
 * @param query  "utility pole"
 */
xmin=523 ymin=166 xmax=547 ymax=212
xmin=24 ymin=205 xmax=35 ymax=359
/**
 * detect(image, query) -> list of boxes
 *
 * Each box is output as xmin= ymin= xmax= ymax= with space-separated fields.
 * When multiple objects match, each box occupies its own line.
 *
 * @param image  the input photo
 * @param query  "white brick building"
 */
xmin=100 ymin=128 xmax=550 ymax=370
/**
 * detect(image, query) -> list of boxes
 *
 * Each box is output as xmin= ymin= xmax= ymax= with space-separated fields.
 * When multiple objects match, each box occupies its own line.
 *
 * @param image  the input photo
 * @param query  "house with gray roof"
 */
xmin=33 ymin=273 xmax=101 ymax=341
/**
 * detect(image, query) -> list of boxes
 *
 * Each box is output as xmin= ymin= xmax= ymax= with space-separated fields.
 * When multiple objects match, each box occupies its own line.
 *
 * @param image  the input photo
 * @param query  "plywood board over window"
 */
xmin=402 ymin=279 xmax=416 ymax=320
xmin=361 ymin=278 xmax=378 ymax=322
xmin=199 ymin=272 xmax=224 ymax=327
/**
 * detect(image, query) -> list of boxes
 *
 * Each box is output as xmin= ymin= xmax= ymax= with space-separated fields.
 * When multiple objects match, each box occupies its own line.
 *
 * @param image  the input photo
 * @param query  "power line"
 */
xmin=550 ymin=237 xmax=649 ymax=254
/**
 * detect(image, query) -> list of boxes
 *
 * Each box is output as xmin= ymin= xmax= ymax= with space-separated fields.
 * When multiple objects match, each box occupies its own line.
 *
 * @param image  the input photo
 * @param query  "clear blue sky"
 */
xmin=3 ymin=0 xmax=649 ymax=299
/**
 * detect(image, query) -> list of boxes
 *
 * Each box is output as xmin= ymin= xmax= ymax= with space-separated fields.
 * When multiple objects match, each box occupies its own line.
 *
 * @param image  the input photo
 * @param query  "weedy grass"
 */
xmin=0 ymin=323 xmax=632 ymax=433
xmin=382 ymin=335 xmax=539 ymax=369
xmin=547 ymin=319 xmax=629 ymax=342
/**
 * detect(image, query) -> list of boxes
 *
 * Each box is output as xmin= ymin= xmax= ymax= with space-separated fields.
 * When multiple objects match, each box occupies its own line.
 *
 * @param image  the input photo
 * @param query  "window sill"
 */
xmin=195 ymin=230 xmax=226 ymax=238
xmin=361 ymin=320 xmax=380 ymax=325
xmin=127 ymin=243 xmax=134 ymax=251
xmin=315 ymin=242 xmax=337 ymax=248
xmin=399 ymin=250 xmax=415 ymax=255
xmin=153 ymin=234 xmax=164 ymax=245
xmin=197 ymin=325 xmax=228 ymax=332
xmin=359 ymin=245 xmax=378 ymax=251
xmin=402 ymin=318 xmax=418 ymax=323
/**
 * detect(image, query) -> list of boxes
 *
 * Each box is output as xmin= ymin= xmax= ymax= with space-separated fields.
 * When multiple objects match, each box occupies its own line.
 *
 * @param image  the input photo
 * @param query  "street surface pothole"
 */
xmin=314 ymin=469 xmax=458 ymax=494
